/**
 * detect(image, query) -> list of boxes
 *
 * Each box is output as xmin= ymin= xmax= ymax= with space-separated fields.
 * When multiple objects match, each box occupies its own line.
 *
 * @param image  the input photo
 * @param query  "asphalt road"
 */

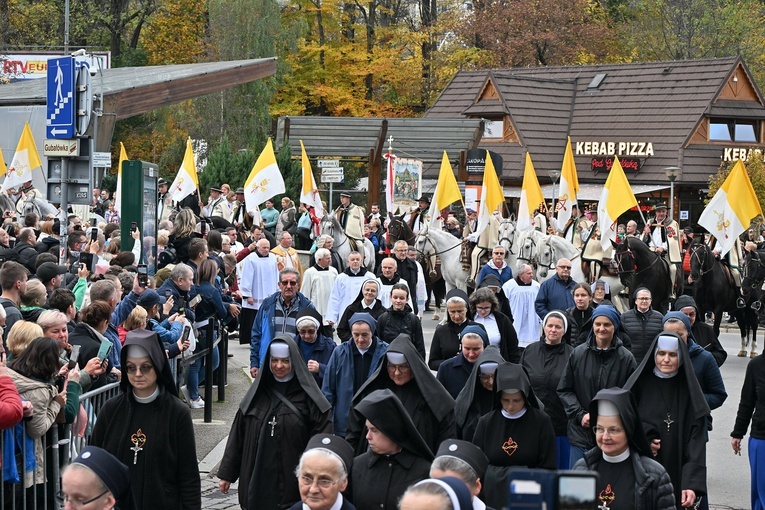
xmin=193 ymin=316 xmax=754 ymax=510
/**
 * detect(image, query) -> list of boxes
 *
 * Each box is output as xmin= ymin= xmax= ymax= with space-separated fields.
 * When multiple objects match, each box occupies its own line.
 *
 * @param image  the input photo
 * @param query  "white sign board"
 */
xmin=321 ymin=175 xmax=344 ymax=183
xmin=679 ymin=210 xmax=689 ymax=220
xmin=43 ymin=139 xmax=79 ymax=157
xmin=92 ymin=151 xmax=112 ymax=168
xmin=317 ymin=159 xmax=340 ymax=168
xmin=321 ymin=167 xmax=344 ymax=176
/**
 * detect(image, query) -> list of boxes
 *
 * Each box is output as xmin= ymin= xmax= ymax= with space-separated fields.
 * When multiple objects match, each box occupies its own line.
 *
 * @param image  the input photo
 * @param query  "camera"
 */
xmin=507 ymin=468 xmax=598 ymax=510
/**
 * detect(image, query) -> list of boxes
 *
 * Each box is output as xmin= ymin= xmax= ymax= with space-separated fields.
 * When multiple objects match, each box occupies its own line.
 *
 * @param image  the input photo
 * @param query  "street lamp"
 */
xmin=549 ymin=169 xmax=561 ymax=217
xmin=664 ymin=166 xmax=682 ymax=220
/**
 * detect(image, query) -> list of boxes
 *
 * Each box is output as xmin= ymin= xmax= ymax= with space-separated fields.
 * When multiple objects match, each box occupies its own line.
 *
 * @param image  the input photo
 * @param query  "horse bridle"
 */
xmin=689 ymin=243 xmax=715 ymax=277
xmin=388 ymin=217 xmax=415 ymax=245
xmin=320 ymin=218 xmax=349 ymax=250
xmin=498 ymin=222 xmax=516 ymax=252
xmin=414 ymin=231 xmax=463 ymax=259
xmin=742 ymin=251 xmax=765 ymax=290
xmin=518 ymin=235 xmax=537 ymax=264
xmin=615 ymin=239 xmax=660 ymax=276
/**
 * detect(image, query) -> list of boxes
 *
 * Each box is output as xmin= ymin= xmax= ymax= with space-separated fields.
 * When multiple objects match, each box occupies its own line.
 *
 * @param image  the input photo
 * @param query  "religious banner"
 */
xmin=392 ymin=158 xmax=422 ymax=213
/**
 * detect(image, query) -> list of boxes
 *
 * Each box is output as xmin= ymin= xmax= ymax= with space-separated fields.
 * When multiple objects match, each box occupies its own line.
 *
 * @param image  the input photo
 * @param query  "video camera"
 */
xmin=507 ymin=468 xmax=598 ymax=509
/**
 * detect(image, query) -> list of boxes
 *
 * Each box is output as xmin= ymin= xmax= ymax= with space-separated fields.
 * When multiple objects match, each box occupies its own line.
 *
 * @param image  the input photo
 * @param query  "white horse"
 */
xmin=498 ymin=218 xmax=520 ymax=272
xmin=535 ymin=234 xmax=628 ymax=311
xmin=515 ymin=229 xmax=547 ymax=273
xmin=415 ymin=222 xmax=469 ymax=293
xmin=319 ymin=215 xmax=375 ymax=272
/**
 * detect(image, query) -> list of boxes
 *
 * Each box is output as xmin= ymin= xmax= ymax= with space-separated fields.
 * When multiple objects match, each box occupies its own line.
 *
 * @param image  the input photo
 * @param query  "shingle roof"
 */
xmin=426 ymin=56 xmax=765 ymax=185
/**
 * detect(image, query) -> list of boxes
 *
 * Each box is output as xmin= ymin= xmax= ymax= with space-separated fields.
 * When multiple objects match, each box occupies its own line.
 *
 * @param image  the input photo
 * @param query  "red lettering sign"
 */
xmin=591 ymin=157 xmax=641 ymax=173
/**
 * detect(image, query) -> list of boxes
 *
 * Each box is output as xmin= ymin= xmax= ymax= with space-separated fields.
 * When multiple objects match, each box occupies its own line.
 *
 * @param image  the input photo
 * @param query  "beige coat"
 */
xmin=8 ymin=370 xmax=61 ymax=488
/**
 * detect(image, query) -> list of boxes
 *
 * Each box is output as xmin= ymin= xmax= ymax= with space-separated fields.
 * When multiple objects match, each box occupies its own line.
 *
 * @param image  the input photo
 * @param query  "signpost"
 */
xmin=46 ymin=56 xmax=76 ymax=139
xmin=92 ymin=151 xmax=111 ymax=168
xmin=320 ymin=163 xmax=344 ymax=209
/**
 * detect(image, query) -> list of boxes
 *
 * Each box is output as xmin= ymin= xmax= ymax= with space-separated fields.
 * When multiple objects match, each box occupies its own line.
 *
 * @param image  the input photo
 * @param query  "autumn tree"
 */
xmin=140 ymin=0 xmax=206 ymax=65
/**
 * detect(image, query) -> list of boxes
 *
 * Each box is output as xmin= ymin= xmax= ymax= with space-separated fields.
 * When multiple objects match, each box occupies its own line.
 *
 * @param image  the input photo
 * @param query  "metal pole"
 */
xmin=329 ymin=182 xmax=334 ymax=212
xmin=60 ymin=158 xmax=70 ymax=266
xmin=64 ymin=0 xmax=70 ymax=53
xmin=669 ymin=179 xmax=675 ymax=221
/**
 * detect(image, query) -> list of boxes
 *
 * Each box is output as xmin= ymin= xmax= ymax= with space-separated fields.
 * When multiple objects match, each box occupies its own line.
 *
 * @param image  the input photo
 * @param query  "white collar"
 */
xmin=133 ymin=386 xmax=160 ymax=404
xmin=303 ymin=493 xmax=344 ymax=510
xmin=501 ymin=407 xmax=527 ymax=420
xmin=653 ymin=367 xmax=678 ymax=379
xmin=472 ymin=496 xmax=487 ymax=510
xmin=602 ymin=448 xmax=631 ymax=464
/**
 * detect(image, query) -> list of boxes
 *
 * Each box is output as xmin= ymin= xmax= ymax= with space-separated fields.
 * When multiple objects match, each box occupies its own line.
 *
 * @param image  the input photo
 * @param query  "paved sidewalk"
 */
xmin=200 ymin=476 xmax=239 ymax=509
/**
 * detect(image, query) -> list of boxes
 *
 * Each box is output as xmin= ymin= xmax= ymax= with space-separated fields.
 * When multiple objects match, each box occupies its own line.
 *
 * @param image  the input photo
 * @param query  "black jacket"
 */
xmin=350 ymin=449 xmax=431 ymax=510
xmin=557 ymin=335 xmax=637 ymax=448
xmin=428 ymin=319 xmax=483 ymax=370
xmin=13 ymin=241 xmax=38 ymax=273
xmin=521 ymin=340 xmax=573 ymax=436
xmin=376 ymin=305 xmax=426 ymax=359
xmin=574 ymin=448 xmax=676 ymax=510
xmin=565 ymin=304 xmax=594 ymax=346
xmin=620 ymin=308 xmax=665 ymax=363
xmin=673 ymin=295 xmax=727 ymax=367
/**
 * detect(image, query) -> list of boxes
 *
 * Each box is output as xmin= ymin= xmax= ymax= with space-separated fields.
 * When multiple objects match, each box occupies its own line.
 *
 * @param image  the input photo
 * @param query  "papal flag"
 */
xmin=598 ymin=157 xmax=638 ymax=250
xmin=0 ymin=148 xmax=6 ymax=178
xmin=556 ymin=136 xmax=579 ymax=229
xmin=428 ymin=151 xmax=462 ymax=228
xmin=698 ymin=159 xmax=763 ymax=257
xmin=2 ymin=122 xmax=42 ymax=192
xmin=299 ymin=141 xmax=324 ymax=220
xmin=475 ymin=150 xmax=505 ymax=238
xmin=114 ymin=142 xmax=128 ymax=214
xmin=244 ymin=138 xmax=284 ymax=214
xmin=517 ymin=152 xmax=544 ymax=231
xmin=169 ymin=137 xmax=199 ymax=203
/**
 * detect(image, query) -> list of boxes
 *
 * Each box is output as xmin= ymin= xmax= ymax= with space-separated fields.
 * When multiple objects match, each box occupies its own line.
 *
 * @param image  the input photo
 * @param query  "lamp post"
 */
xmin=549 ymin=169 xmax=561 ymax=218
xmin=664 ymin=166 xmax=682 ymax=220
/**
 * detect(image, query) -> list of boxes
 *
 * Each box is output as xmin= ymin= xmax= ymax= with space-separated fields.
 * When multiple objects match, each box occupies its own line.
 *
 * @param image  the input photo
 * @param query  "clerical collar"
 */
xmin=653 ymin=367 xmax=678 ymax=379
xmin=274 ymin=372 xmax=295 ymax=383
xmin=257 ymin=251 xmax=269 ymax=258
xmin=380 ymin=275 xmax=399 ymax=285
xmin=312 ymin=263 xmax=329 ymax=271
xmin=362 ymin=300 xmax=375 ymax=309
xmin=501 ymin=407 xmax=527 ymax=420
xmin=133 ymin=386 xmax=160 ymax=404
xmin=602 ymin=448 xmax=630 ymax=464
xmin=303 ymin=494 xmax=344 ymax=510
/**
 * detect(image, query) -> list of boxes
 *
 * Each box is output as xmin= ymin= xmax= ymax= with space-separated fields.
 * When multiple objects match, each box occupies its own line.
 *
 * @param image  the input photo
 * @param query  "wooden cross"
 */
xmin=268 ymin=416 xmax=278 ymax=437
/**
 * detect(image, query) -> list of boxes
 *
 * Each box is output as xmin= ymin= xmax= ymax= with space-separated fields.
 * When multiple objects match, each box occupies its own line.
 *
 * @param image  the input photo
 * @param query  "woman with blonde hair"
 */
xmin=276 ymin=197 xmax=297 ymax=239
xmin=21 ymin=279 xmax=47 ymax=322
xmin=123 ymin=307 xmax=148 ymax=332
xmin=7 ymin=321 xmax=44 ymax=358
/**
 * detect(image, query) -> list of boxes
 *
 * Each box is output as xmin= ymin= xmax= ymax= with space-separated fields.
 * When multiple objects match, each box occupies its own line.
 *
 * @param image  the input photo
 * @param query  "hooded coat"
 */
xmin=218 ymin=335 xmax=332 ymax=510
xmin=346 ymin=334 xmax=456 ymax=455
xmin=624 ymin=331 xmax=710 ymax=505
xmin=573 ymin=388 xmax=676 ymax=510
xmin=454 ymin=347 xmax=506 ymax=441
xmin=557 ymin=306 xmax=637 ymax=449
xmin=90 ymin=329 xmax=200 ymax=510
xmin=472 ymin=363 xmax=556 ymax=509
xmin=672 ymin=295 xmax=727 ymax=367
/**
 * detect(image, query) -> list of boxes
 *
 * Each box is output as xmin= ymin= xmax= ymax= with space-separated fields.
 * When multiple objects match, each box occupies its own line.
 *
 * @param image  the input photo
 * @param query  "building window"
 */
xmin=484 ymin=119 xmax=504 ymax=139
xmin=709 ymin=119 xmax=758 ymax=142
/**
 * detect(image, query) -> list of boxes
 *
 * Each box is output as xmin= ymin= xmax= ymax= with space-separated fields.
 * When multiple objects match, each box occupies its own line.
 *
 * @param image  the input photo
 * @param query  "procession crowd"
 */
xmin=0 ymin=180 xmax=759 ymax=510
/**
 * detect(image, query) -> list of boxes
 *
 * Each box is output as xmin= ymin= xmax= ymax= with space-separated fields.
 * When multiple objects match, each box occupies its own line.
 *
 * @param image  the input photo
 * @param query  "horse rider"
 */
xmin=533 ymin=206 xmax=548 ymax=233
xmin=405 ymin=195 xmax=431 ymax=234
xmin=464 ymin=199 xmax=501 ymax=287
xmin=157 ymin=178 xmax=174 ymax=223
xmin=709 ymin=232 xmax=745 ymax=308
xmin=15 ymin=181 xmax=44 ymax=216
xmin=641 ymin=202 xmax=681 ymax=299
xmin=335 ymin=192 xmax=365 ymax=242
xmin=231 ymin=187 xmax=254 ymax=233
xmin=560 ymin=204 xmax=588 ymax=249
xmin=201 ymin=185 xmax=232 ymax=222
xmin=581 ymin=209 xmax=610 ymax=281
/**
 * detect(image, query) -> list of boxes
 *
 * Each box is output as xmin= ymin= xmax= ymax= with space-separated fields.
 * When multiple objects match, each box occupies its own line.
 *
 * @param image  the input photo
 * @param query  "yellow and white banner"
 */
xmin=169 ymin=138 xmax=199 ymax=203
xmin=598 ymin=157 xmax=638 ymax=250
xmin=244 ymin=139 xmax=284 ymax=213
xmin=2 ymin=122 xmax=42 ymax=192
xmin=517 ymin=153 xmax=544 ymax=231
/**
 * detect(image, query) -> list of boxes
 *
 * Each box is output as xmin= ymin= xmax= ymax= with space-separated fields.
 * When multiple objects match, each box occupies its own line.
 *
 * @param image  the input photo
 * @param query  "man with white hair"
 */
xmin=325 ymin=251 xmax=373 ymax=326
xmin=502 ymin=263 xmax=541 ymax=349
xmin=300 ymin=248 xmax=338 ymax=325
xmin=239 ymin=239 xmax=279 ymax=347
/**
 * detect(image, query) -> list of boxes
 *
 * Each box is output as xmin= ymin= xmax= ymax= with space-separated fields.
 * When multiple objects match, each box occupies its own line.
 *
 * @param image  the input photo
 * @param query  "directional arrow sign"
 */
xmin=46 ymin=56 xmax=76 ymax=139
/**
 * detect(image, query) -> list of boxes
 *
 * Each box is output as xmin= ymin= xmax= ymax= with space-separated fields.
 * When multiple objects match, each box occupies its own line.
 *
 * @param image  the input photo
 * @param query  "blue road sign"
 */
xmin=46 ymin=57 xmax=76 ymax=139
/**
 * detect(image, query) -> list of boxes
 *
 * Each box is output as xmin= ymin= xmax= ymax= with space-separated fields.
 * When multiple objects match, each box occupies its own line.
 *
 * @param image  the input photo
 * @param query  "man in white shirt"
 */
xmin=300 ymin=248 xmax=338 ymax=323
xmin=238 ymin=239 xmax=279 ymax=346
xmin=502 ymin=263 xmax=542 ymax=349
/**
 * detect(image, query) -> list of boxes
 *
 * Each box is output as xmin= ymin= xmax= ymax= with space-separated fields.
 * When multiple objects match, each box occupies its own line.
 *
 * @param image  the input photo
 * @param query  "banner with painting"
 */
xmin=392 ymin=158 xmax=422 ymax=214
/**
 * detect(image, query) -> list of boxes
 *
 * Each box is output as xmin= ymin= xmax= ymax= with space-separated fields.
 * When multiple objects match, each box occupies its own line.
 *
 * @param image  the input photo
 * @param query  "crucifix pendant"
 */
xmin=268 ymin=416 xmax=277 ymax=437
xmin=131 ymin=442 xmax=143 ymax=464
xmin=664 ymin=413 xmax=674 ymax=432
xmin=598 ymin=503 xmax=610 ymax=510
xmin=130 ymin=429 xmax=146 ymax=465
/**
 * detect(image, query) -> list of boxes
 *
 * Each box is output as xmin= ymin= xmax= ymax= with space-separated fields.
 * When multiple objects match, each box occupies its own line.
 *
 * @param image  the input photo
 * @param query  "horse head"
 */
xmin=742 ymin=249 xmax=765 ymax=299
xmin=536 ymin=236 xmax=555 ymax=278
xmin=611 ymin=237 xmax=637 ymax=288
xmin=498 ymin=218 xmax=516 ymax=255
xmin=387 ymin=213 xmax=415 ymax=245
xmin=688 ymin=240 xmax=713 ymax=281
xmin=517 ymin=231 xmax=537 ymax=265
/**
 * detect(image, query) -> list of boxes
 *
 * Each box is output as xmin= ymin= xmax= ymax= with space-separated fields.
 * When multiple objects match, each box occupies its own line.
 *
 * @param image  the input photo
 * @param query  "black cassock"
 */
xmin=454 ymin=347 xmax=505 ymax=441
xmin=625 ymin=333 xmax=710 ymax=507
xmin=217 ymin=336 xmax=332 ymax=510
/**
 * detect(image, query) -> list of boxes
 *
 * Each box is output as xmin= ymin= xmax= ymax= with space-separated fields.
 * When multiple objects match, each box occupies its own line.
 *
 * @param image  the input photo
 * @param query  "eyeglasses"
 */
xmin=280 ymin=280 xmax=298 ymax=286
xmin=475 ymin=305 xmax=492 ymax=311
xmin=126 ymin=364 xmax=154 ymax=374
xmin=593 ymin=426 xmax=624 ymax=436
xmin=298 ymin=329 xmax=317 ymax=335
xmin=58 ymin=489 xmax=109 ymax=508
xmin=387 ymin=363 xmax=411 ymax=373
xmin=479 ymin=373 xmax=495 ymax=381
xmin=636 ymin=297 xmax=652 ymax=301
xmin=557 ymin=265 xmax=572 ymax=269
xmin=299 ymin=475 xmax=340 ymax=488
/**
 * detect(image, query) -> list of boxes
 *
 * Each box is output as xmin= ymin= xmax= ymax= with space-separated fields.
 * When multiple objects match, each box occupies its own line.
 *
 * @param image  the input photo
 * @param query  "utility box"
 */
xmin=120 ymin=160 xmax=159 ymax=273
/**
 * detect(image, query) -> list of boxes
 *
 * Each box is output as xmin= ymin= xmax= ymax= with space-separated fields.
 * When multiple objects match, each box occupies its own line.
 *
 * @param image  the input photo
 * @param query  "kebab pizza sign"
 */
xmin=575 ymin=141 xmax=655 ymax=157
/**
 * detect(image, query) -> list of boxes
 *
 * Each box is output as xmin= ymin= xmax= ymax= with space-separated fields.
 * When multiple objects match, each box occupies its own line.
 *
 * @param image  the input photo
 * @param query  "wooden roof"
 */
xmin=426 ymin=56 xmax=765 ymax=185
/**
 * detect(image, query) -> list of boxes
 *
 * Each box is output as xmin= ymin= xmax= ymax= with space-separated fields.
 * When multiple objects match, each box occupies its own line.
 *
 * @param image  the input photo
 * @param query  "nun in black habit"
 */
xmin=624 ymin=331 xmax=710 ymax=509
xmin=471 ymin=362 xmax=556 ymax=510
xmin=345 ymin=333 xmax=456 ymax=455
xmin=90 ymin=329 xmax=200 ymax=510
xmin=350 ymin=389 xmax=434 ymax=509
xmin=454 ymin=346 xmax=505 ymax=441
xmin=217 ymin=335 xmax=332 ymax=510
xmin=573 ymin=388 xmax=676 ymax=510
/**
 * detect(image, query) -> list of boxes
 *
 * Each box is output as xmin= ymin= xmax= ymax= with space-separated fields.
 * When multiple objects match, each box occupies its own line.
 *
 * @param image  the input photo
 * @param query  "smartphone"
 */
xmin=68 ymin=345 xmax=81 ymax=370
xmin=90 ymin=227 xmax=98 ymax=242
xmin=180 ymin=325 xmax=191 ymax=343
xmin=164 ymin=289 xmax=172 ymax=299
xmin=131 ymin=221 xmax=137 ymax=233
xmin=79 ymin=252 xmax=94 ymax=272
xmin=91 ymin=217 xmax=97 ymax=227
xmin=188 ymin=294 xmax=202 ymax=308
xmin=137 ymin=264 xmax=148 ymax=287
xmin=97 ymin=341 xmax=112 ymax=364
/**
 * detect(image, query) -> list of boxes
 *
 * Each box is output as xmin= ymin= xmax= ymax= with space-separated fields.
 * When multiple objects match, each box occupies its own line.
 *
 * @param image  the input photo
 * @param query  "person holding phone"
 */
xmin=68 ymin=302 xmax=118 ymax=389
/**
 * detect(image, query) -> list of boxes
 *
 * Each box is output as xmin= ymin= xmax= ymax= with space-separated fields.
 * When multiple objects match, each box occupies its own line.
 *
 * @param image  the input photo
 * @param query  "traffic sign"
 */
xmin=317 ymin=159 xmax=340 ymax=168
xmin=321 ymin=175 xmax=344 ymax=183
xmin=321 ymin=167 xmax=344 ymax=176
xmin=43 ymin=139 xmax=79 ymax=157
xmin=46 ymin=56 xmax=76 ymax=139
xmin=92 ymin=152 xmax=112 ymax=168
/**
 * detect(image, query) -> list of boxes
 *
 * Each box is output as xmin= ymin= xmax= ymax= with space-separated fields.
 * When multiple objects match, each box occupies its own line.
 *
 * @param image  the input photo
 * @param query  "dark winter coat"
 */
xmin=673 ymin=295 xmax=727 ymax=367
xmin=621 ymin=308 xmax=665 ymax=363
xmin=428 ymin=320 xmax=483 ymax=370
xmin=565 ymin=304 xmax=594 ymax=346
xmin=534 ymin=274 xmax=577 ymax=319
xmin=521 ymin=340 xmax=573 ymax=436
xmin=375 ymin=305 xmax=426 ymax=359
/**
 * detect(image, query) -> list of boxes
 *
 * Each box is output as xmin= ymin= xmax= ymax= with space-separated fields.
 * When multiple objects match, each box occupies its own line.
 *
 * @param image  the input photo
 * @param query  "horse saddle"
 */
xmin=461 ymin=241 xmax=474 ymax=273
xmin=718 ymin=260 xmax=739 ymax=288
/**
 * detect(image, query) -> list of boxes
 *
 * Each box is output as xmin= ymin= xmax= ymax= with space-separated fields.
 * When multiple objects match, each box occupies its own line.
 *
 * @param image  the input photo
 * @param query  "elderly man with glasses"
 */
xmin=534 ymin=258 xmax=577 ymax=319
xmin=621 ymin=287 xmax=664 ymax=363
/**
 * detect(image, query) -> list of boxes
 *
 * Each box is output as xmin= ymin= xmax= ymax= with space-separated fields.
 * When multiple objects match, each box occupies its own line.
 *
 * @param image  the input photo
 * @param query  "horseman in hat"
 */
xmin=15 ymin=180 xmax=44 ymax=216
xmin=335 ymin=192 xmax=365 ymax=242
xmin=581 ymin=208 xmax=612 ymax=281
xmin=157 ymin=178 xmax=174 ymax=222
xmin=464 ymin=199 xmax=501 ymax=287
xmin=405 ymin=195 xmax=432 ymax=234
xmin=642 ymin=202 xmax=681 ymax=298
xmin=202 ymin=185 xmax=232 ymax=222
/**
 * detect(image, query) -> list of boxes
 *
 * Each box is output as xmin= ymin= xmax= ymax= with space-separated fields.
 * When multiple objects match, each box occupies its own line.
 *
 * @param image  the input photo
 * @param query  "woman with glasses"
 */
xmin=454 ymin=347 xmax=505 ymax=440
xmin=521 ymin=311 xmax=575 ymax=468
xmin=90 ymin=329 xmax=201 ymax=509
xmin=573 ymin=388 xmax=676 ymax=510
xmin=218 ymin=336 xmax=331 ymax=509
xmin=471 ymin=362 xmax=556 ymax=509
xmin=62 ymin=445 xmax=135 ymax=509
xmin=346 ymin=334 xmax=455 ymax=454
xmin=469 ymin=287 xmax=519 ymax=363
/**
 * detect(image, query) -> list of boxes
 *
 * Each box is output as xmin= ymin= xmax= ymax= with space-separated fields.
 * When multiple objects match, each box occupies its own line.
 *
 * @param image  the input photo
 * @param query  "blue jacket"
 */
xmin=194 ymin=281 xmax=230 ymax=323
xmin=104 ymin=291 xmax=140 ymax=368
xmin=436 ymin=353 xmax=474 ymax=399
xmin=250 ymin=291 xmax=314 ymax=368
xmin=156 ymin=278 xmax=197 ymax=323
xmin=477 ymin=264 xmax=513 ymax=286
xmin=295 ymin=332 xmax=336 ymax=388
xmin=321 ymin=338 xmax=388 ymax=436
xmin=688 ymin=340 xmax=727 ymax=411
xmin=535 ymin=274 xmax=577 ymax=319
